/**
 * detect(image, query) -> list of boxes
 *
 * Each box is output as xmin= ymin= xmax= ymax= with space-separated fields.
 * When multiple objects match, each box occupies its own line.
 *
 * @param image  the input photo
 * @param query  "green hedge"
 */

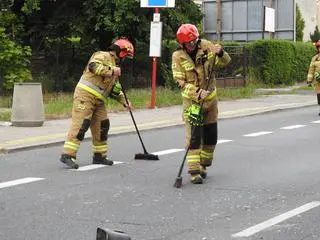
xmin=290 ymin=42 xmax=316 ymax=82
xmin=247 ymin=40 xmax=316 ymax=85
xmin=144 ymin=39 xmax=317 ymax=89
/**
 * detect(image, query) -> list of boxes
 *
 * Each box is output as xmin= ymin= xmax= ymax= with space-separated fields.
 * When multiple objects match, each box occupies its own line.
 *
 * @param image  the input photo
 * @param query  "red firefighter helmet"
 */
xmin=176 ymin=24 xmax=199 ymax=45
xmin=113 ymin=38 xmax=134 ymax=59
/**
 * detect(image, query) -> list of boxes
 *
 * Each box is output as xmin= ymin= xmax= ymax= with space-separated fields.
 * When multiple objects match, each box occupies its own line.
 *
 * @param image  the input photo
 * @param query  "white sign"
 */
xmin=264 ymin=6 xmax=275 ymax=32
xmin=141 ymin=0 xmax=175 ymax=8
xmin=149 ymin=21 xmax=163 ymax=57
xmin=153 ymin=13 xmax=160 ymax=22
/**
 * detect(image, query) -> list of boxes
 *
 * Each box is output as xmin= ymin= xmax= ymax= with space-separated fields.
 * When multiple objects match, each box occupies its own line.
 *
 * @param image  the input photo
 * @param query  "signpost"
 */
xmin=140 ymin=0 xmax=175 ymax=8
xmin=141 ymin=0 xmax=175 ymax=108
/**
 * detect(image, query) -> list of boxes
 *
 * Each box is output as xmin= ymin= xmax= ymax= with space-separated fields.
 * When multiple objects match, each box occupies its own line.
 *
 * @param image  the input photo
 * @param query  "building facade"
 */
xmin=196 ymin=0 xmax=320 ymax=42
xmin=296 ymin=0 xmax=318 ymax=41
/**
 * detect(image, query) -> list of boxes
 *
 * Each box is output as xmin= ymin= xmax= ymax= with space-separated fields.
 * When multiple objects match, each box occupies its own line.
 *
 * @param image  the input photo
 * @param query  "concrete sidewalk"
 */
xmin=0 ymin=94 xmax=317 ymax=153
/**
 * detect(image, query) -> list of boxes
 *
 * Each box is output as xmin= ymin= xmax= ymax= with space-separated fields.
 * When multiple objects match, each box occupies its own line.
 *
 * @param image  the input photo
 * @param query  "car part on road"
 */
xmin=96 ymin=227 xmax=131 ymax=240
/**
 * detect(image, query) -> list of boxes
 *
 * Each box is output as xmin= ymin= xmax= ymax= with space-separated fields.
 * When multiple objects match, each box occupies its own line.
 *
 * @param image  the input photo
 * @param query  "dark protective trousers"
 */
xmin=184 ymin=99 xmax=218 ymax=174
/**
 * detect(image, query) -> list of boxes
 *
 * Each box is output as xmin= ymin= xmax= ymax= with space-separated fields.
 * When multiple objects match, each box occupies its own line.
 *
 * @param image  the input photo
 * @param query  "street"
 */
xmin=1 ymin=106 xmax=320 ymax=240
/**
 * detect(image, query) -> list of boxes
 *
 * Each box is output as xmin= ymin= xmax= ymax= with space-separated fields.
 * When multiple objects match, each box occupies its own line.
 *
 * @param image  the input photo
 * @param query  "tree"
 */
xmin=0 ymin=27 xmax=32 ymax=91
xmin=295 ymin=4 xmax=305 ymax=41
xmin=0 ymin=0 xmax=32 ymax=92
xmin=2 ymin=0 xmax=203 ymax=91
xmin=310 ymin=25 xmax=320 ymax=42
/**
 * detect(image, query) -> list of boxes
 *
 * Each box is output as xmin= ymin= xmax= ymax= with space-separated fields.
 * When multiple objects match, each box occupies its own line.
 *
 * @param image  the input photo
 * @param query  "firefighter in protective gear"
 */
xmin=172 ymin=24 xmax=231 ymax=184
xmin=59 ymin=38 xmax=134 ymax=169
xmin=307 ymin=39 xmax=320 ymax=116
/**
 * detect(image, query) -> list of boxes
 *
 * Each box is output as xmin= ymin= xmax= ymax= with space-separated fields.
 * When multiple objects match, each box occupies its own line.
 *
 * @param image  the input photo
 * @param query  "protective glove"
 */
xmin=184 ymin=103 xmax=203 ymax=126
xmin=110 ymin=82 xmax=122 ymax=98
xmin=315 ymin=72 xmax=320 ymax=82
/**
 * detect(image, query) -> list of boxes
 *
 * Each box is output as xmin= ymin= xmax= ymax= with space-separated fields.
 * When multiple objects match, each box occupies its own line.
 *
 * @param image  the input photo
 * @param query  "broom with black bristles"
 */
xmin=119 ymin=80 xmax=159 ymax=161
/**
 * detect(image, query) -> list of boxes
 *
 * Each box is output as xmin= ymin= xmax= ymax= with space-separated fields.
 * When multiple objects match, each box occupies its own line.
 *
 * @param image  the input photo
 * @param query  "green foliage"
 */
xmin=160 ymin=40 xmax=179 ymax=90
xmin=290 ymin=42 xmax=315 ymax=82
xmin=0 ymin=0 xmax=204 ymax=92
xmin=0 ymin=27 xmax=32 ymax=91
xmin=0 ymin=0 xmax=14 ymax=11
xmin=248 ymin=40 xmax=295 ymax=85
xmin=247 ymin=40 xmax=315 ymax=85
xmin=296 ymin=4 xmax=305 ymax=41
xmin=21 ymin=0 xmax=40 ymax=15
xmin=83 ymin=0 xmax=150 ymax=49
xmin=163 ymin=0 xmax=202 ymax=39
xmin=310 ymin=26 xmax=320 ymax=42
xmin=0 ymin=9 xmax=25 ymax=41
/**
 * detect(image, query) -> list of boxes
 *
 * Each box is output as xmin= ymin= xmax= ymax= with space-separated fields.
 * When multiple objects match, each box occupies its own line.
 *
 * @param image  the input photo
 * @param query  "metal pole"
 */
xmin=217 ymin=0 xmax=221 ymax=41
xmin=262 ymin=5 xmax=265 ymax=40
xmin=149 ymin=7 xmax=159 ymax=109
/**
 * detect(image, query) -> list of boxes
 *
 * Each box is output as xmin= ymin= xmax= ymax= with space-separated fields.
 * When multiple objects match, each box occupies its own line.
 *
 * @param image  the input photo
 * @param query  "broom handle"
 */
xmin=176 ymin=54 xmax=217 ymax=178
xmin=120 ymin=81 xmax=149 ymax=154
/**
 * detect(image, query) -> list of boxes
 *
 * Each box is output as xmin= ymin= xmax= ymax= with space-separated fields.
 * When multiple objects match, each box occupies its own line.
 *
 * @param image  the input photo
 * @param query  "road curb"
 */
xmin=0 ymin=103 xmax=316 ymax=154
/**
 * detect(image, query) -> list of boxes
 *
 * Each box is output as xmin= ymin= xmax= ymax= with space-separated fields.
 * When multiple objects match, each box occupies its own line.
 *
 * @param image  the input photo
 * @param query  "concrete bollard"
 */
xmin=11 ymin=83 xmax=45 ymax=127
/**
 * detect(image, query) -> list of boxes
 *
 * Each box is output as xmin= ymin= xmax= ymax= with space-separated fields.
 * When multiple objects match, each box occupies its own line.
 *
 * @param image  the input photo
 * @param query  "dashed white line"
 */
xmin=152 ymin=149 xmax=184 ymax=155
xmin=218 ymin=139 xmax=233 ymax=144
xmin=232 ymin=201 xmax=320 ymax=238
xmin=311 ymin=120 xmax=320 ymax=124
xmin=0 ymin=177 xmax=44 ymax=189
xmin=75 ymin=161 xmax=123 ymax=171
xmin=152 ymin=140 xmax=233 ymax=156
xmin=243 ymin=131 xmax=273 ymax=137
xmin=280 ymin=125 xmax=306 ymax=130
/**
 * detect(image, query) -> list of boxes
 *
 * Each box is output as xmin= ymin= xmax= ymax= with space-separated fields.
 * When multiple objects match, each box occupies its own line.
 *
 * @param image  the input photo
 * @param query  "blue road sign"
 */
xmin=148 ymin=0 xmax=166 ymax=6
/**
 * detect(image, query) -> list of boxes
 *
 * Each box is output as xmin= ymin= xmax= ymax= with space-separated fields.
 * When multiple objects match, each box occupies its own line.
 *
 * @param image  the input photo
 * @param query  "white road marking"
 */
xmin=280 ymin=125 xmax=306 ymax=130
xmin=0 ymin=177 xmax=44 ymax=189
xmin=152 ymin=149 xmax=184 ymax=155
xmin=218 ymin=139 xmax=233 ymax=144
xmin=75 ymin=161 xmax=123 ymax=171
xmin=152 ymin=140 xmax=234 ymax=156
xmin=311 ymin=120 xmax=320 ymax=124
xmin=232 ymin=201 xmax=320 ymax=238
xmin=243 ymin=131 xmax=273 ymax=137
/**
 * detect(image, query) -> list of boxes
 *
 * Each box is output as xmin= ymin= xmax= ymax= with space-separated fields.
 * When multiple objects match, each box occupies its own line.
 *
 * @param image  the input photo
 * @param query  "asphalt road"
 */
xmin=1 ymin=106 xmax=320 ymax=240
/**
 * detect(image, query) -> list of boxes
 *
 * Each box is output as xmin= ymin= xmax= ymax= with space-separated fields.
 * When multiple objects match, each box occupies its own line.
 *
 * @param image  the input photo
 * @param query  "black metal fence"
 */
xmin=216 ymin=45 xmax=248 ymax=88
xmin=27 ymin=44 xmax=248 ymax=92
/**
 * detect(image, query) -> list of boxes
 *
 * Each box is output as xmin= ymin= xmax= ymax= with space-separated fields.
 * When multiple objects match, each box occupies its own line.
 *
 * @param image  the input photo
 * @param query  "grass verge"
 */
xmin=0 ymin=85 xmax=265 ymax=121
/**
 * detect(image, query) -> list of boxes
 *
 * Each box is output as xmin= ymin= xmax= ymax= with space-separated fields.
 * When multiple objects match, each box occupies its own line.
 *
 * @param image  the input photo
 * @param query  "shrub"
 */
xmin=0 ymin=27 xmax=32 ymax=92
xmin=248 ymin=40 xmax=295 ymax=85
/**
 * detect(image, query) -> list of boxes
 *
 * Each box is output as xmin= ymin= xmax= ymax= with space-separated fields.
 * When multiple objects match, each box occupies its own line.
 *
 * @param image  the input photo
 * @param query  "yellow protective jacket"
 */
xmin=307 ymin=54 xmax=320 ymax=92
xmin=77 ymin=51 xmax=126 ymax=105
xmin=171 ymin=39 xmax=231 ymax=103
xmin=307 ymin=54 xmax=320 ymax=82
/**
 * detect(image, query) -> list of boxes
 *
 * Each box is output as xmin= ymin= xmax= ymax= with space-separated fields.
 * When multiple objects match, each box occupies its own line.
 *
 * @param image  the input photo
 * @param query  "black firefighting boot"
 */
xmin=190 ymin=174 xmax=203 ymax=184
xmin=92 ymin=153 xmax=113 ymax=166
xmin=60 ymin=154 xmax=79 ymax=169
xmin=200 ymin=165 xmax=207 ymax=179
